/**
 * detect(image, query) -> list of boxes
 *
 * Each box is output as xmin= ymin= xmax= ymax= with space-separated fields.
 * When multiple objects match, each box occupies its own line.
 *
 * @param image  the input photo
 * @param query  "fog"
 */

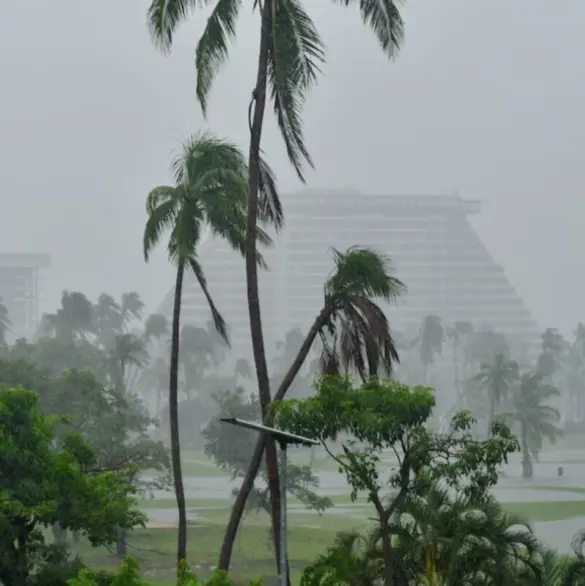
xmin=0 ymin=0 xmax=584 ymax=334
xmin=2 ymin=1 xmax=585 ymax=578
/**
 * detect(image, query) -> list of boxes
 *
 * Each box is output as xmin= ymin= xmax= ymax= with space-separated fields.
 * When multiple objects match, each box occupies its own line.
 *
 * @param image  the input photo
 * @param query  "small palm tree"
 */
xmin=418 ymin=315 xmax=444 ymax=383
xmin=504 ymin=372 xmax=562 ymax=478
xmin=473 ymin=353 xmax=519 ymax=438
xmin=219 ymin=246 xmax=405 ymax=570
xmin=0 ymin=297 xmax=11 ymax=345
xmin=143 ymin=131 xmax=280 ymax=565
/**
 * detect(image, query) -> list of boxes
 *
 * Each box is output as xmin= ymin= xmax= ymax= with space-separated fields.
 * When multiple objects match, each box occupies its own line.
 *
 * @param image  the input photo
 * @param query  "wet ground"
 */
xmin=142 ymin=448 xmax=585 ymax=553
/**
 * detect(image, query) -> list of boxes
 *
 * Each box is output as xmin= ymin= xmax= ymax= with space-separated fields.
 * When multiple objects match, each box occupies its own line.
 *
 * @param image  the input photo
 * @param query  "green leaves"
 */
xmin=0 ymin=387 xmax=144 ymax=581
xmin=195 ymin=0 xmax=243 ymax=116
xmin=147 ymin=0 xmax=200 ymax=54
xmin=334 ymin=0 xmax=405 ymax=58
xmin=267 ymin=0 xmax=325 ymax=180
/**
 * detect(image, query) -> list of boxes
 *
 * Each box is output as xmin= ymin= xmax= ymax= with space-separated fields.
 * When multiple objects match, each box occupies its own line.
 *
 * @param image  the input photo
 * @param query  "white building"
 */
xmin=154 ymin=190 xmax=539 ymax=364
xmin=0 ymin=253 xmax=51 ymax=341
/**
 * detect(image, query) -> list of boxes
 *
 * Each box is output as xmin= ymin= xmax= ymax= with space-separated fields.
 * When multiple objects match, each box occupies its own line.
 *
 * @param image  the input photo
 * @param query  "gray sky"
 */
xmin=0 ymin=0 xmax=583 ymax=334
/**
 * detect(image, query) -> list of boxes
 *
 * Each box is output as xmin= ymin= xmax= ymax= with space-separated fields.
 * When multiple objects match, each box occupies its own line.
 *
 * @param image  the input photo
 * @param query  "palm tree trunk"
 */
xmin=521 ymin=426 xmax=532 ymax=478
xmin=244 ymin=0 xmax=282 ymax=574
xmin=218 ymin=306 xmax=331 ymax=570
xmin=170 ymin=262 xmax=187 ymax=567
xmin=487 ymin=392 xmax=496 ymax=439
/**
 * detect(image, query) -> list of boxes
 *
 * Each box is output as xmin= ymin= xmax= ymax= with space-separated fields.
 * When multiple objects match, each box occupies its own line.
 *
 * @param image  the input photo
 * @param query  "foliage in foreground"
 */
xmin=0 ymin=387 xmax=145 ymax=586
xmin=275 ymin=376 xmax=520 ymax=586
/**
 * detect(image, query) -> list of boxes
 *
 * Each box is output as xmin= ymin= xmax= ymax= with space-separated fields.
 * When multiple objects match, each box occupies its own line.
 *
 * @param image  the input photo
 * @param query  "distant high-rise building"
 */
xmin=154 ymin=191 xmax=539 ymax=364
xmin=278 ymin=190 xmax=539 ymax=356
xmin=0 ymin=253 xmax=51 ymax=341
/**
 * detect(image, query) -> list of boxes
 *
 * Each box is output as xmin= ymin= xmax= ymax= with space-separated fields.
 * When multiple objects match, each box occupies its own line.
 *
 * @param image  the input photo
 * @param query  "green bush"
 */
xmin=67 ymin=557 xmax=264 ymax=586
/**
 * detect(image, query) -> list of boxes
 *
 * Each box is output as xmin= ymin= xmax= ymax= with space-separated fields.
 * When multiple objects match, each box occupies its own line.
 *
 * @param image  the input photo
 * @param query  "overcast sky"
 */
xmin=0 ymin=0 xmax=583 ymax=334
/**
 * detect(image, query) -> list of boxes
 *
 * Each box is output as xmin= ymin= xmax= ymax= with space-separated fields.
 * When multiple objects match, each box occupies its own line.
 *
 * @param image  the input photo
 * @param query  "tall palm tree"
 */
xmin=0 ymin=297 xmax=11 ymax=345
xmin=418 ymin=315 xmax=444 ymax=383
xmin=219 ymin=246 xmax=405 ymax=570
xmin=143 ymin=131 xmax=280 ymax=566
xmin=504 ymin=372 xmax=562 ymax=478
xmin=473 ymin=352 xmax=519 ymax=438
xmin=147 ymin=0 xmax=405 ymax=571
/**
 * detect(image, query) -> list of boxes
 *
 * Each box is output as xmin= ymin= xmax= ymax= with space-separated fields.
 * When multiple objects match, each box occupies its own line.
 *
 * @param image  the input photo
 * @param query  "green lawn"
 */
xmin=71 ymin=520 xmax=346 ymax=585
xmin=502 ymin=500 xmax=585 ymax=522
xmin=69 ymin=494 xmax=585 ymax=586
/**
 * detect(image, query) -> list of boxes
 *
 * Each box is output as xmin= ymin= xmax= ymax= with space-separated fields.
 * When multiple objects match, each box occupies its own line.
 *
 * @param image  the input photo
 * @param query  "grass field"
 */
xmin=70 ymin=495 xmax=585 ymax=585
xmin=71 ymin=519 xmax=350 ymax=585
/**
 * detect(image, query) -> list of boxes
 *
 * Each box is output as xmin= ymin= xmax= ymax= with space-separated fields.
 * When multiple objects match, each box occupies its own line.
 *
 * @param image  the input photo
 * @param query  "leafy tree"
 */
xmin=417 ymin=315 xmax=444 ymax=383
xmin=503 ymin=372 xmax=562 ymax=478
xmin=473 ymin=352 xmax=519 ymax=438
xmin=0 ymin=387 xmax=145 ymax=586
xmin=203 ymin=387 xmax=331 ymax=523
xmin=142 ymin=132 xmax=280 ymax=566
xmin=275 ymin=376 xmax=519 ymax=586
xmin=220 ymin=247 xmax=405 ymax=570
xmin=0 ymin=296 xmax=11 ymax=345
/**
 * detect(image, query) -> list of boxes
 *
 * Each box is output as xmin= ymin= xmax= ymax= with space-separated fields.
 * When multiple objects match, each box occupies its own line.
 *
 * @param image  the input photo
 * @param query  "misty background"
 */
xmin=0 ymin=0 xmax=583 ymax=333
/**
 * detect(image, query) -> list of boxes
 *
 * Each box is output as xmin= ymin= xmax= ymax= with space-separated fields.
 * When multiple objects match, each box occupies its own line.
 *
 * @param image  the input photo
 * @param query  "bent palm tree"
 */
xmin=219 ymin=247 xmax=405 ymax=570
xmin=143 ymin=132 xmax=281 ymax=567
xmin=504 ymin=372 xmax=562 ymax=478
xmin=147 ymin=0 xmax=405 ymax=571
xmin=473 ymin=352 xmax=519 ymax=438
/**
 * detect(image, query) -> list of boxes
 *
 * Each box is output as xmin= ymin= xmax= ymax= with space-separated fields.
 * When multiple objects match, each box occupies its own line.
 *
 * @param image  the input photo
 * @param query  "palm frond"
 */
xmin=334 ymin=0 xmax=405 ymax=58
xmin=267 ymin=0 xmax=325 ymax=181
xmin=147 ymin=0 xmax=199 ymax=54
xmin=195 ymin=0 xmax=242 ymax=116
xmin=143 ymin=196 xmax=177 ymax=261
xmin=258 ymin=153 xmax=284 ymax=231
xmin=327 ymin=246 xmax=406 ymax=302
xmin=189 ymin=258 xmax=229 ymax=346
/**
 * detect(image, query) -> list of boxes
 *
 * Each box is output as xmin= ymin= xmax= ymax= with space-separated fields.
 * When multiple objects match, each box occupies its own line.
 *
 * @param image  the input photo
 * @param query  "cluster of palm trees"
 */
xmin=393 ymin=315 xmax=567 ymax=478
xmin=303 ymin=480 xmax=585 ymax=586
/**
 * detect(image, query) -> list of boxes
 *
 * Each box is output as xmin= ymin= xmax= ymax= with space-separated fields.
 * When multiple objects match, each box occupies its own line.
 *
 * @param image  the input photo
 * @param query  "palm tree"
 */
xmin=143 ymin=132 xmax=280 ymax=566
xmin=388 ymin=487 xmax=541 ymax=585
xmin=40 ymin=291 xmax=94 ymax=341
xmin=219 ymin=246 xmax=405 ymax=570
xmin=446 ymin=321 xmax=473 ymax=399
xmin=473 ymin=352 xmax=519 ymax=438
xmin=147 ymin=0 xmax=405 ymax=571
xmin=144 ymin=313 xmax=169 ymax=344
xmin=504 ymin=372 xmax=562 ymax=478
xmin=536 ymin=327 xmax=567 ymax=379
xmin=107 ymin=333 xmax=149 ymax=393
xmin=418 ymin=315 xmax=444 ymax=383
xmin=0 ymin=297 xmax=11 ymax=345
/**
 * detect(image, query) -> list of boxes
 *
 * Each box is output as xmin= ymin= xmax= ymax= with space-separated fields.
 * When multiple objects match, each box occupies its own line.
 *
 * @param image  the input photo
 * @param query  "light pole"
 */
xmin=219 ymin=417 xmax=319 ymax=586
